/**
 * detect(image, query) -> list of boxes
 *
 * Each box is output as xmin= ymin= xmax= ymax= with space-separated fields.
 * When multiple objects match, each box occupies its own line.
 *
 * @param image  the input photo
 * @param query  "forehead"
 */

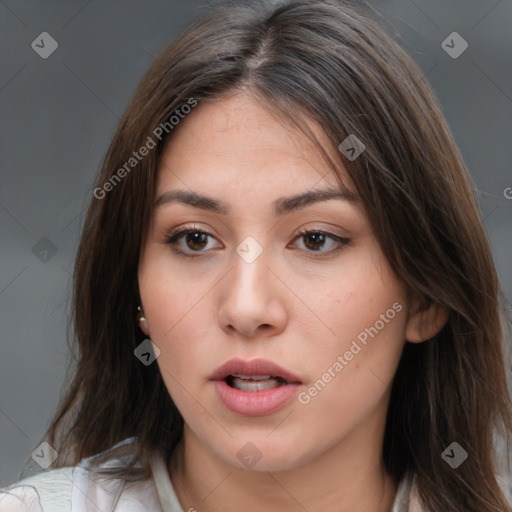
xmin=155 ymin=93 xmax=350 ymax=195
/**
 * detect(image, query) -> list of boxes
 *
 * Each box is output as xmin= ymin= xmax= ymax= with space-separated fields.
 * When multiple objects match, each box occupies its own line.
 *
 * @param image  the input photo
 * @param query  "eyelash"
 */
xmin=164 ymin=225 xmax=350 ymax=259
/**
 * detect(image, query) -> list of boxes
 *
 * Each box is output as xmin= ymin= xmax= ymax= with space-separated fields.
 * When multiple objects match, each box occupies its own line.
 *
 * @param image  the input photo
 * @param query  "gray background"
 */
xmin=0 ymin=0 xmax=511 ymax=486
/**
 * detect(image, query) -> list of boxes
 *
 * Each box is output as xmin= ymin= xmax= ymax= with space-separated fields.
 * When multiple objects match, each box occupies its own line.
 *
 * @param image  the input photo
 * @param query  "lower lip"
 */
xmin=212 ymin=380 xmax=301 ymax=416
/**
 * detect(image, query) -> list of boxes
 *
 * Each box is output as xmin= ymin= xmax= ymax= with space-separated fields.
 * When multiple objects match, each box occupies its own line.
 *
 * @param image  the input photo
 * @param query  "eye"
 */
xmin=165 ymin=226 xmax=222 ymax=256
xmin=164 ymin=226 xmax=350 ymax=258
xmin=291 ymin=229 xmax=350 ymax=256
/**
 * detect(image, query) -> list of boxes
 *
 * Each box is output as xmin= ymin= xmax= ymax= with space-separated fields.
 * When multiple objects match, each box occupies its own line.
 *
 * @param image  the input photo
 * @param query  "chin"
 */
xmin=233 ymin=454 xmax=303 ymax=473
xmin=219 ymin=437 xmax=310 ymax=473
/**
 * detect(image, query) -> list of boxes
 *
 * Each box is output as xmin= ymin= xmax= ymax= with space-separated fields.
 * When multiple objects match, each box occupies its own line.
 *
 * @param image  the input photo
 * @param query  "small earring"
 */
xmin=137 ymin=305 xmax=146 ymax=324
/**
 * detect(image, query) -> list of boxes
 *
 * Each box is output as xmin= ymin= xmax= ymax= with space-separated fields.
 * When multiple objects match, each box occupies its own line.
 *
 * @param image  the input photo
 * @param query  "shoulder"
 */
xmin=497 ymin=473 xmax=512 ymax=505
xmin=0 ymin=467 xmax=73 ymax=512
xmin=0 ymin=438 xmax=164 ymax=512
xmin=394 ymin=471 xmax=512 ymax=511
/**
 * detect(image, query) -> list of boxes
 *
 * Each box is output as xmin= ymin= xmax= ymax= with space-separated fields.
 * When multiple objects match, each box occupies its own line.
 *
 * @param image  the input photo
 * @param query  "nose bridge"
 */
xmin=218 ymin=236 xmax=286 ymax=337
xmin=229 ymin=238 xmax=270 ymax=302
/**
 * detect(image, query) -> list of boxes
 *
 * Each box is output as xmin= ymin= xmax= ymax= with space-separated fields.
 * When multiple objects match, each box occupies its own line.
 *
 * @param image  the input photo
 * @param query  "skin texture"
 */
xmin=138 ymin=93 xmax=447 ymax=512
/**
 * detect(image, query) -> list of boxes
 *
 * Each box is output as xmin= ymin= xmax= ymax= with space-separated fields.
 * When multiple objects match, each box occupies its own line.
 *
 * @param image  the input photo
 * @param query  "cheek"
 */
xmin=139 ymin=247 xmax=216 ymax=340
xmin=294 ymin=248 xmax=407 ymax=362
xmin=293 ymin=298 xmax=406 ymax=452
xmin=148 ymin=301 xmax=214 ymax=420
xmin=147 ymin=299 xmax=213 ymax=373
xmin=290 ymin=253 xmax=407 ymax=431
xmin=138 ymin=254 xmax=216 ymax=387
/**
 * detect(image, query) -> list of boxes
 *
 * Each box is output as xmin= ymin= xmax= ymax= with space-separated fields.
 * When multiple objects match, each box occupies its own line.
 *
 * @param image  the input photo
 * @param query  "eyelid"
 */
xmin=165 ymin=223 xmax=214 ymax=240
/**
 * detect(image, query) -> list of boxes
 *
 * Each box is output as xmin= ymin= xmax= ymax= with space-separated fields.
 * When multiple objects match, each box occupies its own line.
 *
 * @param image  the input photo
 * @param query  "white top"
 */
xmin=0 ymin=437 xmax=465 ymax=511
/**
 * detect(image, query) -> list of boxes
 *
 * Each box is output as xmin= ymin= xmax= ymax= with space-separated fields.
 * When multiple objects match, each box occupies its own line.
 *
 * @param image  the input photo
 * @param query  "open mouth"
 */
xmin=225 ymin=374 xmax=288 ymax=391
xmin=211 ymin=359 xmax=302 ymax=415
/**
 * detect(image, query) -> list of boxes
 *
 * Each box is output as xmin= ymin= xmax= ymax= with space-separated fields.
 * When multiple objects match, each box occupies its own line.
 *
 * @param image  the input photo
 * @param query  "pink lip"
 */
xmin=212 ymin=381 xmax=300 ymax=416
xmin=210 ymin=358 xmax=302 ymax=417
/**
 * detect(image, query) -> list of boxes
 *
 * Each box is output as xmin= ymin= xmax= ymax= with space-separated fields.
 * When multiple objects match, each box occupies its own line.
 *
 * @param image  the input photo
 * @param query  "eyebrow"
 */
xmin=154 ymin=187 xmax=358 ymax=216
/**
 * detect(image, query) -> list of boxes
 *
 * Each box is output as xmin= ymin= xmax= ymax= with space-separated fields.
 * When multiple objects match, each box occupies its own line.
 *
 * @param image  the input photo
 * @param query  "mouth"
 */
xmin=225 ymin=374 xmax=289 ymax=391
xmin=210 ymin=358 xmax=302 ymax=416
xmin=210 ymin=357 xmax=302 ymax=388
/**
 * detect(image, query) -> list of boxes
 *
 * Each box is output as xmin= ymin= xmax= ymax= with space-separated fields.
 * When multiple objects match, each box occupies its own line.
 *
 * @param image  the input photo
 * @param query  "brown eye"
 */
xmin=291 ymin=229 xmax=350 ymax=256
xmin=165 ymin=227 xmax=222 ymax=257
xmin=185 ymin=232 xmax=209 ymax=250
xmin=303 ymin=232 xmax=327 ymax=251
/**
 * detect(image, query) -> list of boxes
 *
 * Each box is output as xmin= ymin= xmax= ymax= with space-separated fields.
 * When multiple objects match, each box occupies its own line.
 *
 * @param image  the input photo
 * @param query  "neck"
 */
xmin=169 ymin=424 xmax=398 ymax=512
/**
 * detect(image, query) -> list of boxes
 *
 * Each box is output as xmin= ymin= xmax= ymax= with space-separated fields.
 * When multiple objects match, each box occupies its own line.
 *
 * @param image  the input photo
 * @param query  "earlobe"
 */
xmin=405 ymin=301 xmax=449 ymax=343
xmin=137 ymin=306 xmax=150 ymax=336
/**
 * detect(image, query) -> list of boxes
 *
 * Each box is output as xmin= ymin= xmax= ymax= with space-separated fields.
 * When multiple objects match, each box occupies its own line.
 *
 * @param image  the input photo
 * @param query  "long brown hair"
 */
xmin=43 ymin=1 xmax=511 ymax=510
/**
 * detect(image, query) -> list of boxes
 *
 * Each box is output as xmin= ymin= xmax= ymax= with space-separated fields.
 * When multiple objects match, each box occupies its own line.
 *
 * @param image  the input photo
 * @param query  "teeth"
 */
xmin=232 ymin=374 xmax=272 ymax=381
xmin=230 ymin=376 xmax=284 ymax=391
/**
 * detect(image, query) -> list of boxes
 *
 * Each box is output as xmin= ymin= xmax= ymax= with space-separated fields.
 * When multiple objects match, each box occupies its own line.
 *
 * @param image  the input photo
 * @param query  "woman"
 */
xmin=1 ymin=0 xmax=511 ymax=510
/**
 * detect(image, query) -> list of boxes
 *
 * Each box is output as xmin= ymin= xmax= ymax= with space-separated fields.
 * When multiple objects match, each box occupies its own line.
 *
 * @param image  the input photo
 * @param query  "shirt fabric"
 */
xmin=0 ymin=437 xmax=442 ymax=512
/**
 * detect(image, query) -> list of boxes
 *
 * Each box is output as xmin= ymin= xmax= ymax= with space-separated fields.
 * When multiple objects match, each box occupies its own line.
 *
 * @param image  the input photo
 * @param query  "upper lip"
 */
xmin=210 ymin=358 xmax=302 ymax=384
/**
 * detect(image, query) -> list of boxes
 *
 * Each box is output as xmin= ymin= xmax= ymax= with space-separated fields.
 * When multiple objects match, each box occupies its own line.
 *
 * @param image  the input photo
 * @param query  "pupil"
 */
xmin=186 ymin=232 xmax=207 ymax=250
xmin=305 ymin=233 xmax=325 ymax=250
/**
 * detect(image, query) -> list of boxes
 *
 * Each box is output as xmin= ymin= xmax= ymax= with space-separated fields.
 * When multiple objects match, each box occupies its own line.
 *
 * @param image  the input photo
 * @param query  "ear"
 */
xmin=405 ymin=300 xmax=449 ymax=343
xmin=139 ymin=318 xmax=150 ymax=337
xmin=137 ymin=306 xmax=151 ymax=337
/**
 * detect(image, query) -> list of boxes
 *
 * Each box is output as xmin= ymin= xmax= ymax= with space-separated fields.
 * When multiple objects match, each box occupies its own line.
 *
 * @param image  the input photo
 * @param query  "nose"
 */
xmin=217 ymin=250 xmax=288 ymax=339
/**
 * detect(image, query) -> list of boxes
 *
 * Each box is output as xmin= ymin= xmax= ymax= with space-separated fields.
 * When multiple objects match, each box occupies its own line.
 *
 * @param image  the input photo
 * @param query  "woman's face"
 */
xmin=138 ymin=93 xmax=413 ymax=472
